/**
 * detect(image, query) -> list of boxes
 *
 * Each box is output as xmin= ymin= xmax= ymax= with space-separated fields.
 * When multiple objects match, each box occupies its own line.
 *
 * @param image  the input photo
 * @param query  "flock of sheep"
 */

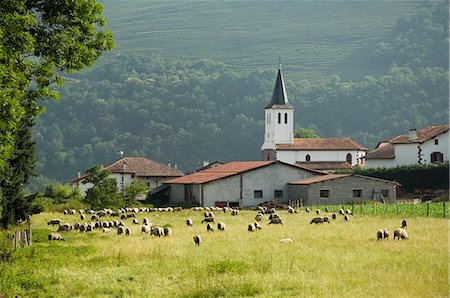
xmin=46 ymin=206 xmax=410 ymax=244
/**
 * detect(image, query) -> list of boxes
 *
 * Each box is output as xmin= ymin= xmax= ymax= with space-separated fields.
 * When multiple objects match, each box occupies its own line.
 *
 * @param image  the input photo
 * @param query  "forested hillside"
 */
xmin=30 ymin=0 xmax=448 ymax=186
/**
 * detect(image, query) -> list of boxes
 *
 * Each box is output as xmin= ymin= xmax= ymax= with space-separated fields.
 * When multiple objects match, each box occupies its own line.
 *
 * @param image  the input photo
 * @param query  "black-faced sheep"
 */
xmin=186 ymin=218 xmax=193 ymax=226
xmin=255 ymin=214 xmax=263 ymax=222
xmin=331 ymin=213 xmax=337 ymax=220
xmin=201 ymin=217 xmax=214 ymax=223
xmin=248 ymin=223 xmax=256 ymax=232
xmin=401 ymin=219 xmax=407 ymax=229
xmin=393 ymin=228 xmax=408 ymax=240
xmin=287 ymin=206 xmax=297 ymax=214
xmin=117 ymin=226 xmax=124 ymax=235
xmin=268 ymin=218 xmax=283 ymax=225
xmin=193 ymin=235 xmax=201 ymax=246
xmin=383 ymin=229 xmax=390 ymax=239
xmin=339 ymin=209 xmax=344 ymax=215
xmin=47 ymin=219 xmax=61 ymax=226
xmin=254 ymin=222 xmax=262 ymax=230
xmin=316 ymin=209 xmax=321 ymax=215
xmin=325 ymin=207 xmax=329 ymax=213
xmin=231 ymin=209 xmax=239 ymax=216
xmin=377 ymin=229 xmax=390 ymax=240
xmin=344 ymin=215 xmax=349 ymax=221
xmin=57 ymin=223 xmax=72 ymax=232
xmin=163 ymin=227 xmax=173 ymax=237
xmin=142 ymin=225 xmax=151 ymax=235
xmin=310 ymin=217 xmax=323 ymax=224
xmin=345 ymin=209 xmax=353 ymax=215
xmin=206 ymin=223 xmax=214 ymax=232
xmin=305 ymin=207 xmax=310 ymax=213
xmin=143 ymin=217 xmax=150 ymax=225
xmin=102 ymin=227 xmax=111 ymax=233
xmin=268 ymin=213 xmax=280 ymax=221
xmin=125 ymin=228 xmax=131 ymax=236
xmin=132 ymin=218 xmax=139 ymax=225
xmin=151 ymin=227 xmax=164 ymax=237
xmin=322 ymin=216 xmax=330 ymax=223
xmin=80 ymin=214 xmax=85 ymax=220
xmin=217 ymin=222 xmax=226 ymax=231
xmin=48 ymin=233 xmax=65 ymax=241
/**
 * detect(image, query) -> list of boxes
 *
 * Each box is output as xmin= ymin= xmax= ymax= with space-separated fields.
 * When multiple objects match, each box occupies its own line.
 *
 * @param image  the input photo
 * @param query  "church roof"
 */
xmin=276 ymin=138 xmax=367 ymax=151
xmin=265 ymin=66 xmax=294 ymax=109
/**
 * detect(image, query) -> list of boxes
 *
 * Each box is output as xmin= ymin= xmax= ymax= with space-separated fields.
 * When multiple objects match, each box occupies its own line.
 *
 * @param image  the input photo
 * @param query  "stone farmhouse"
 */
xmin=364 ymin=125 xmax=449 ymax=168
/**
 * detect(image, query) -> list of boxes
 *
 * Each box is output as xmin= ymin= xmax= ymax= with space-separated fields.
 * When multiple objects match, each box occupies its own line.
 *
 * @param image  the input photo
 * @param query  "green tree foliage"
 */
xmin=294 ymin=128 xmax=319 ymax=138
xmin=123 ymin=181 xmax=149 ymax=206
xmin=43 ymin=183 xmax=82 ymax=204
xmin=82 ymin=166 xmax=124 ymax=209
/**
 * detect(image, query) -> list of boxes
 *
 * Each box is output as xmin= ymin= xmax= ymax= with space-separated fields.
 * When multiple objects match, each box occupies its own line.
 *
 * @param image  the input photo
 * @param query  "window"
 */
xmin=353 ymin=189 xmax=362 ymax=198
xmin=229 ymin=202 xmax=240 ymax=208
xmin=274 ymin=190 xmax=283 ymax=198
xmin=305 ymin=154 xmax=311 ymax=162
xmin=430 ymin=152 xmax=444 ymax=164
xmin=254 ymin=190 xmax=263 ymax=198
xmin=435 ymin=139 xmax=439 ymax=145
xmin=381 ymin=189 xmax=389 ymax=197
xmin=346 ymin=153 xmax=352 ymax=164
xmin=320 ymin=190 xmax=329 ymax=198
xmin=278 ymin=113 xmax=281 ymax=124
xmin=284 ymin=113 xmax=288 ymax=124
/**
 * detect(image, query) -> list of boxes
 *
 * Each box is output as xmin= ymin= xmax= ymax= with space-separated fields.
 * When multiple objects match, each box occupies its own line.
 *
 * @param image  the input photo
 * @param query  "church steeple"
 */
xmin=265 ymin=64 xmax=293 ymax=109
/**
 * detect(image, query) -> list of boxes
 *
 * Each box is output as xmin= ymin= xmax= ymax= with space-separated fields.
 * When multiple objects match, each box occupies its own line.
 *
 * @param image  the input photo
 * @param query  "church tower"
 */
xmin=261 ymin=64 xmax=294 ymax=161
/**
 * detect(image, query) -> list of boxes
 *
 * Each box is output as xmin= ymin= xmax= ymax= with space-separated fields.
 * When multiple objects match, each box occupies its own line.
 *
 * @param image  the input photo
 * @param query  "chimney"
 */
xmin=122 ymin=162 xmax=127 ymax=171
xmin=203 ymin=160 xmax=210 ymax=167
xmin=100 ymin=164 xmax=104 ymax=169
xmin=77 ymin=171 xmax=81 ymax=178
xmin=168 ymin=162 xmax=171 ymax=168
xmin=409 ymin=129 xmax=417 ymax=141
xmin=174 ymin=164 xmax=178 ymax=170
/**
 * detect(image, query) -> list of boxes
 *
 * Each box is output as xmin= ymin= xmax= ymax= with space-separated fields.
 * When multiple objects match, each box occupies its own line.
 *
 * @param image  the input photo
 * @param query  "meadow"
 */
xmin=0 ymin=208 xmax=448 ymax=297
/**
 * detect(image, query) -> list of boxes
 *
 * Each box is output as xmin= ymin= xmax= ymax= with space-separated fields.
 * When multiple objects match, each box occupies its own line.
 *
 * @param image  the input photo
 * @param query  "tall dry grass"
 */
xmin=1 ymin=209 xmax=448 ymax=297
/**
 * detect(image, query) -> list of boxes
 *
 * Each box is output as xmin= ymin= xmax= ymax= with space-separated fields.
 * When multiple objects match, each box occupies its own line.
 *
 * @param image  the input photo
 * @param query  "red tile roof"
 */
xmin=296 ymin=161 xmax=353 ymax=171
xmin=365 ymin=143 xmax=395 ymax=160
xmin=389 ymin=125 xmax=449 ymax=144
xmin=277 ymin=138 xmax=367 ymax=151
xmin=70 ymin=157 xmax=183 ymax=183
xmin=289 ymin=174 xmax=399 ymax=185
xmin=165 ymin=160 xmax=322 ymax=184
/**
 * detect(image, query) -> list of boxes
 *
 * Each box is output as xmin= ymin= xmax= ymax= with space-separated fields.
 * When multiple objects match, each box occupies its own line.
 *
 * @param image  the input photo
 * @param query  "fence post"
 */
xmin=374 ymin=202 xmax=376 ymax=215
xmin=427 ymin=203 xmax=430 ymax=217
xmin=444 ymin=202 xmax=446 ymax=218
xmin=396 ymin=203 xmax=399 ymax=215
xmin=360 ymin=202 xmax=363 ymax=214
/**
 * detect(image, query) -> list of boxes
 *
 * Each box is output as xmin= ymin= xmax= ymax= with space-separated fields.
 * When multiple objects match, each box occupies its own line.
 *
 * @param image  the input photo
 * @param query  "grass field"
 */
xmin=1 ymin=208 xmax=448 ymax=297
xmin=102 ymin=0 xmax=418 ymax=80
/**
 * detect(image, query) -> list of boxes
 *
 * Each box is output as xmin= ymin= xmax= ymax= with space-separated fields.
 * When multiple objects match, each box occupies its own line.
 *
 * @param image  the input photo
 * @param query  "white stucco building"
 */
xmin=164 ymin=160 xmax=322 ymax=208
xmin=364 ymin=125 xmax=449 ymax=168
xmin=70 ymin=157 xmax=183 ymax=196
xmin=261 ymin=65 xmax=367 ymax=171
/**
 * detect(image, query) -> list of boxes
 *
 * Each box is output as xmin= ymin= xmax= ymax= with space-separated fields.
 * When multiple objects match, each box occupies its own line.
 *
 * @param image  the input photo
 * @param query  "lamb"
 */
xmin=255 ymin=214 xmax=263 ymax=222
xmin=141 ymin=225 xmax=151 ymax=235
xmin=125 ymin=227 xmax=131 ymax=236
xmin=393 ymin=228 xmax=408 ymax=240
xmin=331 ymin=213 xmax=337 ymax=220
xmin=201 ymin=217 xmax=214 ymax=223
xmin=401 ymin=219 xmax=407 ymax=229
xmin=163 ymin=227 xmax=173 ymax=237
xmin=248 ymin=223 xmax=256 ymax=232
xmin=193 ymin=235 xmax=201 ymax=246
xmin=310 ymin=217 xmax=324 ymax=224
xmin=47 ymin=219 xmax=62 ymax=226
xmin=57 ymin=223 xmax=72 ymax=232
xmin=279 ymin=238 xmax=293 ymax=244
xmin=117 ymin=226 xmax=124 ymax=235
xmin=48 ymin=233 xmax=65 ymax=241
xmin=268 ymin=218 xmax=283 ymax=225
xmin=206 ymin=223 xmax=214 ymax=232
xmin=102 ymin=227 xmax=111 ymax=233
xmin=186 ymin=218 xmax=193 ymax=226
xmin=217 ymin=222 xmax=226 ymax=231
xmin=132 ymin=218 xmax=139 ymax=225
xmin=254 ymin=222 xmax=262 ymax=230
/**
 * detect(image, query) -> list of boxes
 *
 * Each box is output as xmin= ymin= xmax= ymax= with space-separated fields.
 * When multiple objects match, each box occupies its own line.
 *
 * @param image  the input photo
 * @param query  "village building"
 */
xmin=364 ymin=125 xmax=449 ymax=168
xmin=70 ymin=157 xmax=183 ymax=196
xmin=261 ymin=65 xmax=367 ymax=171
xmin=163 ymin=160 xmax=322 ymax=208
xmin=288 ymin=174 xmax=399 ymax=205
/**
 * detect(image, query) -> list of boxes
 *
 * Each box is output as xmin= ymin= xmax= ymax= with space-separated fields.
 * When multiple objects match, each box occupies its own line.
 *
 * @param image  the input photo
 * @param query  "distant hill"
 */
xmin=101 ymin=0 xmax=418 ymax=80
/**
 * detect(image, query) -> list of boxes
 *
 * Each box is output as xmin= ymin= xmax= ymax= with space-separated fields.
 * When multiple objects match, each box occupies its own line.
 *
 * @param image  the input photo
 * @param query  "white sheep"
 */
xmin=57 ymin=223 xmax=72 ymax=232
xmin=102 ymin=227 xmax=111 ymax=233
xmin=117 ymin=226 xmax=124 ymax=235
xmin=48 ymin=233 xmax=65 ymax=241
xmin=394 ymin=228 xmax=408 ymax=240
xmin=206 ymin=223 xmax=214 ymax=232
xmin=269 ymin=218 xmax=283 ymax=225
xmin=248 ymin=223 xmax=256 ymax=232
xmin=141 ymin=225 xmax=151 ymax=235
xmin=217 ymin=222 xmax=226 ymax=231
xmin=316 ymin=209 xmax=321 ymax=215
xmin=193 ymin=235 xmax=201 ymax=246
xmin=186 ymin=218 xmax=193 ymax=226
xmin=254 ymin=222 xmax=262 ymax=230
xmin=143 ymin=217 xmax=150 ymax=225
xmin=132 ymin=218 xmax=139 ymax=225
xmin=163 ymin=227 xmax=173 ymax=237
xmin=255 ymin=214 xmax=263 ymax=222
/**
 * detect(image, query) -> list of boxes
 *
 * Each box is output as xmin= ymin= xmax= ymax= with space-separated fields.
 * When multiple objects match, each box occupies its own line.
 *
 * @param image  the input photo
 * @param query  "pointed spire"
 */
xmin=265 ymin=63 xmax=293 ymax=109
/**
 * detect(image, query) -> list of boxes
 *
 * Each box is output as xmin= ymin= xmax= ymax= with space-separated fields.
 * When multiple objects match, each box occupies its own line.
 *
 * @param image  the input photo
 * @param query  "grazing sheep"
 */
xmin=316 ymin=209 xmax=321 ymax=215
xmin=201 ymin=217 xmax=214 ymax=223
xmin=268 ymin=213 xmax=280 ymax=220
xmin=331 ymin=213 xmax=337 ymax=220
xmin=394 ymin=228 xmax=408 ymax=240
xmin=102 ymin=227 xmax=111 ymax=233
xmin=57 ymin=223 xmax=72 ymax=232
xmin=163 ymin=227 xmax=173 ymax=237
xmin=63 ymin=210 xmax=68 ymax=215
xmin=344 ymin=215 xmax=349 ymax=221
xmin=345 ymin=209 xmax=353 ymax=215
xmin=287 ymin=206 xmax=297 ymax=214
xmin=47 ymin=219 xmax=62 ymax=226
xmin=132 ymin=218 xmax=139 ymax=225
xmin=325 ymin=207 xmax=329 ymax=213
xmin=279 ymin=238 xmax=293 ymax=244
xmin=193 ymin=235 xmax=201 ymax=246
xmin=143 ymin=217 xmax=150 ymax=225
xmin=125 ymin=227 xmax=131 ymax=236
xmin=217 ymin=222 xmax=226 ymax=231
xmin=80 ymin=214 xmax=85 ymax=221
xmin=248 ymin=223 xmax=256 ymax=232
xmin=339 ymin=209 xmax=344 ymax=215
xmin=79 ymin=223 xmax=87 ymax=232
xmin=73 ymin=222 xmax=80 ymax=230
xmin=86 ymin=223 xmax=94 ymax=232
xmin=68 ymin=209 xmax=76 ymax=215
xmin=255 ymin=214 xmax=263 ymax=222
xmin=117 ymin=226 xmax=124 ymax=235
xmin=268 ymin=218 xmax=283 ymax=225
xmin=186 ymin=218 xmax=193 ymax=226
xmin=310 ymin=217 xmax=324 ymax=224
xmin=141 ymin=225 xmax=151 ymax=235
xmin=48 ymin=233 xmax=65 ymax=241
xmin=322 ymin=216 xmax=330 ymax=223
xmin=231 ymin=209 xmax=239 ymax=216
xmin=206 ymin=223 xmax=214 ymax=232
xmin=401 ymin=219 xmax=407 ymax=229
xmin=383 ymin=229 xmax=390 ymax=239
xmin=377 ymin=229 xmax=384 ymax=240
xmin=254 ymin=222 xmax=262 ymax=230
xmin=305 ymin=207 xmax=310 ymax=213
xmin=91 ymin=214 xmax=99 ymax=221
xmin=151 ymin=227 xmax=164 ymax=237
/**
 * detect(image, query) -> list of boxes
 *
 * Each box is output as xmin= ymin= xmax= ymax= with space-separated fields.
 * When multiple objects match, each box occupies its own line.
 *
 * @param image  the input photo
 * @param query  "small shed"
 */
xmin=288 ymin=174 xmax=399 ymax=206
